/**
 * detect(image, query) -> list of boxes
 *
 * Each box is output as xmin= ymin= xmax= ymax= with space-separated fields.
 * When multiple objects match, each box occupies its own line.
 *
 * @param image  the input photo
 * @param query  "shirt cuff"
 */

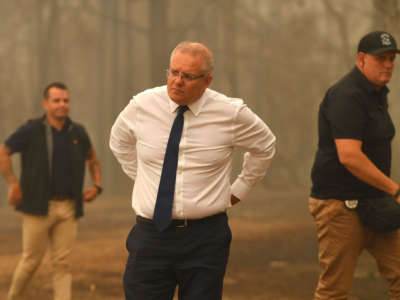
xmin=231 ymin=178 xmax=251 ymax=201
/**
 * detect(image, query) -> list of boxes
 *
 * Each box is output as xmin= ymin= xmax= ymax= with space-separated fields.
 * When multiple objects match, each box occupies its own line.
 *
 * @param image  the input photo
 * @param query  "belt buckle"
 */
xmin=176 ymin=219 xmax=188 ymax=228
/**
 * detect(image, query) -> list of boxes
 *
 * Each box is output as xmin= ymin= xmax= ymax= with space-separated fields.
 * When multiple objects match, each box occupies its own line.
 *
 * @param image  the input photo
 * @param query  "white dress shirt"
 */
xmin=110 ymin=86 xmax=276 ymax=219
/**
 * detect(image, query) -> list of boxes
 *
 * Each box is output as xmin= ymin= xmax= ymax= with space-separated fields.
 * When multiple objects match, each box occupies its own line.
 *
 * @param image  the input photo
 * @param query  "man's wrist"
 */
xmin=94 ymin=184 xmax=103 ymax=195
xmin=394 ymin=186 xmax=400 ymax=198
xmin=9 ymin=179 xmax=19 ymax=185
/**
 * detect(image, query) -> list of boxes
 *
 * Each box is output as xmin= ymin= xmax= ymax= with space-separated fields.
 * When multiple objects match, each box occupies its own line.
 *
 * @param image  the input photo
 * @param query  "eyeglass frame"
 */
xmin=166 ymin=69 xmax=208 ymax=82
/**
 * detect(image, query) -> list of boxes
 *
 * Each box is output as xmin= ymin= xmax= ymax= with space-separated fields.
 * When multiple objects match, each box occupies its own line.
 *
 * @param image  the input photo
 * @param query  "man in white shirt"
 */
xmin=110 ymin=41 xmax=276 ymax=300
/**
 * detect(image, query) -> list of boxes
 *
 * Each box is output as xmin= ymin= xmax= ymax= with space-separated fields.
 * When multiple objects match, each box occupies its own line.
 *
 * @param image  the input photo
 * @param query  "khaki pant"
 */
xmin=309 ymin=197 xmax=400 ymax=300
xmin=8 ymin=200 xmax=77 ymax=300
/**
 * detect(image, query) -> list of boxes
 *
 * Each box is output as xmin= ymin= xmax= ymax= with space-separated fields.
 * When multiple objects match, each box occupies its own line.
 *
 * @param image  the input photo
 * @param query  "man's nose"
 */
xmin=175 ymin=75 xmax=184 ymax=85
xmin=384 ymin=58 xmax=394 ymax=69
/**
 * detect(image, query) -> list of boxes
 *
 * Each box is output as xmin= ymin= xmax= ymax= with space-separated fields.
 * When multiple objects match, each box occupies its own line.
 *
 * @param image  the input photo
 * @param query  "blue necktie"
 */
xmin=153 ymin=105 xmax=189 ymax=231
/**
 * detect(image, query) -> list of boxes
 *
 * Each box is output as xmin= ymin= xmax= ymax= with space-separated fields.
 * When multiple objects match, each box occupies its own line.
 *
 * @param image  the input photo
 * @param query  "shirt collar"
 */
xmin=42 ymin=115 xmax=72 ymax=132
xmin=352 ymin=66 xmax=390 ymax=96
xmin=167 ymin=88 xmax=209 ymax=116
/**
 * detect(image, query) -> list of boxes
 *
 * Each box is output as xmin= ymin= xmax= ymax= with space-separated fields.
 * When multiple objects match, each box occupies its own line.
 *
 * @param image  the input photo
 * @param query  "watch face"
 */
xmin=95 ymin=185 xmax=102 ymax=194
xmin=344 ymin=200 xmax=358 ymax=210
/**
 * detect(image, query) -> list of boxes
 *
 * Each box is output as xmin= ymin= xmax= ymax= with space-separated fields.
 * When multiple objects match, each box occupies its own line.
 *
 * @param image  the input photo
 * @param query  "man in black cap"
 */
xmin=309 ymin=31 xmax=400 ymax=299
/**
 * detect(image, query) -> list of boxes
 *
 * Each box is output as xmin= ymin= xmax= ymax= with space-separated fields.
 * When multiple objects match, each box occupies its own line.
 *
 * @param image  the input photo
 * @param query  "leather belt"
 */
xmin=136 ymin=212 xmax=226 ymax=228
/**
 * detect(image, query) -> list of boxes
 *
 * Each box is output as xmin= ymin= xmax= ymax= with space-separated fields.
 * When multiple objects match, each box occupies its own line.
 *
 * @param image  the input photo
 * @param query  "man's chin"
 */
xmin=380 ymin=78 xmax=391 ymax=86
xmin=169 ymin=93 xmax=186 ymax=105
xmin=381 ymin=73 xmax=392 ymax=83
xmin=54 ymin=114 xmax=68 ymax=121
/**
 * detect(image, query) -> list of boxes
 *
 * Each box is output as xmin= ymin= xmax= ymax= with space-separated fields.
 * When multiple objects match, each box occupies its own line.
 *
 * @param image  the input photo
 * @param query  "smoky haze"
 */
xmin=1 ymin=0 xmax=400 ymax=198
xmin=1 ymin=1 xmax=400 ymax=299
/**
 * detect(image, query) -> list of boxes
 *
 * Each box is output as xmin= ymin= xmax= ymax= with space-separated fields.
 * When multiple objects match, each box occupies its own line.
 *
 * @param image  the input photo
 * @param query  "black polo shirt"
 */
xmin=311 ymin=66 xmax=395 ymax=200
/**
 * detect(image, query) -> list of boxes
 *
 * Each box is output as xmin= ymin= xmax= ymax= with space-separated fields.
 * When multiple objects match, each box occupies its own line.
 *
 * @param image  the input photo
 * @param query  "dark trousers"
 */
xmin=123 ymin=213 xmax=232 ymax=300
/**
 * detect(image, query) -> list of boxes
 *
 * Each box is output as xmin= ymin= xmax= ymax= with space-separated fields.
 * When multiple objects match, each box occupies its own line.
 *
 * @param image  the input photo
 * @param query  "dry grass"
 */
xmin=0 ymin=187 xmax=390 ymax=299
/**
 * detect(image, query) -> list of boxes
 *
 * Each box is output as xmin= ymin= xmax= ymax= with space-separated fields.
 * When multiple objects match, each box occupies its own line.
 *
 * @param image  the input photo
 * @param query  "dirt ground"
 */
xmin=0 ymin=187 xmax=391 ymax=299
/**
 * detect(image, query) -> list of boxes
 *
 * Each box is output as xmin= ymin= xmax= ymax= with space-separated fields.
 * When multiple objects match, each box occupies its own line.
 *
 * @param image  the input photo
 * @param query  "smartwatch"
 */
xmin=94 ymin=184 xmax=103 ymax=195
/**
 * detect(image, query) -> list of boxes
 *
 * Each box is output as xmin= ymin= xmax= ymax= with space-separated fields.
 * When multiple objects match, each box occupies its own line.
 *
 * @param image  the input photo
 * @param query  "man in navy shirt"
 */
xmin=0 ymin=82 xmax=102 ymax=300
xmin=310 ymin=31 xmax=400 ymax=299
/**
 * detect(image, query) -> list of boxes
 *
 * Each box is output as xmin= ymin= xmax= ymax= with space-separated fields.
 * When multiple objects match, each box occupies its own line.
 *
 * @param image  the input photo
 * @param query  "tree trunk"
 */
xmin=221 ymin=0 xmax=238 ymax=95
xmin=149 ymin=0 xmax=169 ymax=86
xmin=372 ymin=0 xmax=400 ymax=32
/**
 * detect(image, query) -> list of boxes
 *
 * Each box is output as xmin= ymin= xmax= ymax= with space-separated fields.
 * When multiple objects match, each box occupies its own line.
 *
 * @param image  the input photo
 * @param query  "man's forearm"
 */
xmin=89 ymin=161 xmax=101 ymax=186
xmin=87 ymin=148 xmax=102 ymax=186
xmin=335 ymin=138 xmax=399 ymax=196
xmin=343 ymin=151 xmax=398 ymax=196
xmin=0 ymin=145 xmax=18 ymax=184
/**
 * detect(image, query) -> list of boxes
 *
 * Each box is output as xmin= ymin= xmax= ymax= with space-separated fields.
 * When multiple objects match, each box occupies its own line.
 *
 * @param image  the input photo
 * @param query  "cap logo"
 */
xmin=381 ymin=33 xmax=392 ymax=46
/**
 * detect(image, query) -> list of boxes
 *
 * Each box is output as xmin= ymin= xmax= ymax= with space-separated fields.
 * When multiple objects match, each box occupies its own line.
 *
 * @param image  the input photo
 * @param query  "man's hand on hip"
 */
xmin=231 ymin=194 xmax=241 ymax=205
xmin=8 ymin=182 xmax=22 ymax=206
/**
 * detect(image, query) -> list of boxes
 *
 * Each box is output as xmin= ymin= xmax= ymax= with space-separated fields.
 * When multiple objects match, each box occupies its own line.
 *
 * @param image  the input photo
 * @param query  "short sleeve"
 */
xmin=5 ymin=121 xmax=34 ymax=153
xmin=322 ymin=89 xmax=368 ymax=140
xmin=76 ymin=124 xmax=92 ymax=156
xmin=82 ymin=127 xmax=92 ymax=151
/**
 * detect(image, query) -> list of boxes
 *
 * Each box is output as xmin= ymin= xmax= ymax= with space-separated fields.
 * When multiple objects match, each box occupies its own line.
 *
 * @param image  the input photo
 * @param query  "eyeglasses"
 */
xmin=166 ymin=69 xmax=207 ymax=82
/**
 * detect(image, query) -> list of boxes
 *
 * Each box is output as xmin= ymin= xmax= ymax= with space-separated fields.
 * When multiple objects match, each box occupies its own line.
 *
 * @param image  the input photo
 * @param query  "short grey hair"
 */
xmin=170 ymin=41 xmax=214 ymax=74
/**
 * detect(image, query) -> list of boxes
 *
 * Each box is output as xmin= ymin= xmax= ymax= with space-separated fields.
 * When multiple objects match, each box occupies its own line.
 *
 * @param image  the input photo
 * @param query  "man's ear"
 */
xmin=42 ymin=98 xmax=48 ymax=111
xmin=357 ymin=52 xmax=365 ymax=68
xmin=205 ymin=74 xmax=213 ymax=87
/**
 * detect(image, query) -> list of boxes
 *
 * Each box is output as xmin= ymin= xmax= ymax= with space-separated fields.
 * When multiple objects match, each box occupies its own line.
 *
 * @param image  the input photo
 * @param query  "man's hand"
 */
xmin=82 ymin=186 xmax=99 ymax=202
xmin=8 ymin=182 xmax=22 ymax=206
xmin=395 ymin=186 xmax=400 ymax=204
xmin=1 ymin=144 xmax=22 ymax=207
xmin=231 ymin=194 xmax=241 ymax=205
xmin=335 ymin=139 xmax=400 ymax=197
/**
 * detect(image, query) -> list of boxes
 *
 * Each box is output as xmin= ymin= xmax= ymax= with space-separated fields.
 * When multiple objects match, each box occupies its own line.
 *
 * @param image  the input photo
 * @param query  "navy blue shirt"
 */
xmin=50 ymin=120 xmax=73 ymax=197
xmin=311 ymin=67 xmax=395 ymax=200
xmin=6 ymin=117 xmax=91 ymax=198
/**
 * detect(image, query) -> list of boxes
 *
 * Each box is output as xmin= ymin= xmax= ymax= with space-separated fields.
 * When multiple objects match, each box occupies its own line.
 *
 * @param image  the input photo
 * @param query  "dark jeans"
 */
xmin=123 ymin=213 xmax=232 ymax=300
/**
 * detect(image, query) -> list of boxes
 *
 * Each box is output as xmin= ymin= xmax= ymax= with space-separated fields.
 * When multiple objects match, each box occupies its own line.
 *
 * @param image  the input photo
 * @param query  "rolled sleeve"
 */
xmin=5 ymin=121 xmax=34 ymax=153
xmin=324 ymin=90 xmax=367 ymax=140
xmin=109 ymin=99 xmax=138 ymax=180
xmin=231 ymin=105 xmax=276 ymax=200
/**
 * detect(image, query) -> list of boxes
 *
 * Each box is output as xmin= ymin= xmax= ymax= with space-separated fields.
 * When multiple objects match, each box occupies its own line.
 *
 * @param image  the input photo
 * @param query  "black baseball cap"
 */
xmin=358 ymin=31 xmax=400 ymax=54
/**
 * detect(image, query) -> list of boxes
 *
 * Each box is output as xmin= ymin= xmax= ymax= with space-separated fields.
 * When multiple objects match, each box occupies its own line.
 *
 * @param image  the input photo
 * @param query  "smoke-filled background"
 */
xmin=1 ymin=0 xmax=400 ymax=299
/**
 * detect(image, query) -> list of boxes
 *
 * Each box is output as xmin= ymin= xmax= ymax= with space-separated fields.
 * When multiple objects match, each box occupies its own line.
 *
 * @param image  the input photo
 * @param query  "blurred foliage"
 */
xmin=0 ymin=0 xmax=399 ymax=199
